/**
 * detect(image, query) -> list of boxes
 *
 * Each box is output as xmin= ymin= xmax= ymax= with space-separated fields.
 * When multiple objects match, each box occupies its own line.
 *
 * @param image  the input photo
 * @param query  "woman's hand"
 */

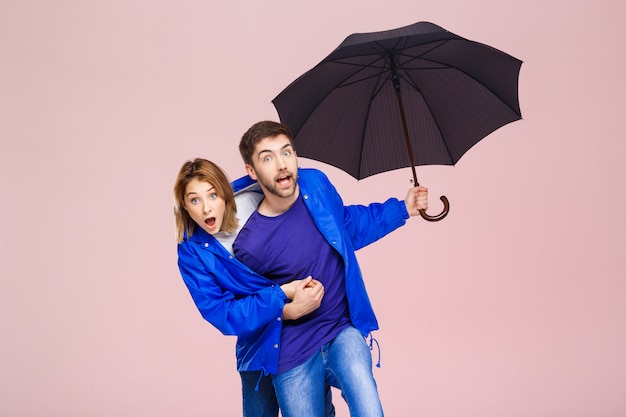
xmin=281 ymin=276 xmax=324 ymax=320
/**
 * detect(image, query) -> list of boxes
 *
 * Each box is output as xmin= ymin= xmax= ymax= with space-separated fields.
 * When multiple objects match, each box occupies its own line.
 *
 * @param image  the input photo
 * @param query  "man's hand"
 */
xmin=404 ymin=185 xmax=429 ymax=217
xmin=281 ymin=276 xmax=324 ymax=320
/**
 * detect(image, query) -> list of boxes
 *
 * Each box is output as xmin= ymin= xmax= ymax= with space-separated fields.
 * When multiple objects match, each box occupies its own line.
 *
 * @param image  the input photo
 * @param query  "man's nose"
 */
xmin=276 ymin=155 xmax=287 ymax=169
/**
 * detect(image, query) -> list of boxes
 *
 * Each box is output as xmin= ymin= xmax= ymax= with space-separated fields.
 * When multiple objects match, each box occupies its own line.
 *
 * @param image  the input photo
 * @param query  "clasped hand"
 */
xmin=280 ymin=276 xmax=324 ymax=320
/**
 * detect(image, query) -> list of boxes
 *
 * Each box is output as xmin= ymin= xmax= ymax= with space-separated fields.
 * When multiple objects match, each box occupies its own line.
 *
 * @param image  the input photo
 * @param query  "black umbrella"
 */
xmin=272 ymin=21 xmax=522 ymax=221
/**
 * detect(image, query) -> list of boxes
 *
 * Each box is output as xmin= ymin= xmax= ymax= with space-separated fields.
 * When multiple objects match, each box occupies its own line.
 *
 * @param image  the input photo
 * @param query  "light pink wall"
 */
xmin=2 ymin=1 xmax=625 ymax=416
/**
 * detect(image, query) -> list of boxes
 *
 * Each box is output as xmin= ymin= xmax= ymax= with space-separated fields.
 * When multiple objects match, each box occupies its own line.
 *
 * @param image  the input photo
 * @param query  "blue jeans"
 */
xmin=241 ymin=371 xmax=335 ymax=417
xmin=272 ymin=326 xmax=383 ymax=417
xmin=241 ymin=371 xmax=279 ymax=417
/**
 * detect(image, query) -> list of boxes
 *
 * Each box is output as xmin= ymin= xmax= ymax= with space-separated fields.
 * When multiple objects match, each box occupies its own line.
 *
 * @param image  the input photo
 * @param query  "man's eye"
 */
xmin=263 ymin=155 xmax=272 ymax=162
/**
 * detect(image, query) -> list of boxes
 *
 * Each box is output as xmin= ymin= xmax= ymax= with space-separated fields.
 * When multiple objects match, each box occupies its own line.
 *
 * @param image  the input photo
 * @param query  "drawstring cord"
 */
xmin=368 ymin=333 xmax=381 ymax=368
xmin=255 ymin=368 xmax=270 ymax=391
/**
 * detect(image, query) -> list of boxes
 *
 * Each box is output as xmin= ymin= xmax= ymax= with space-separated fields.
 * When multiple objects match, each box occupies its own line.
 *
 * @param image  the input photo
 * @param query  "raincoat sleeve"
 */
xmin=342 ymin=198 xmax=409 ymax=250
xmin=177 ymin=242 xmax=288 ymax=338
xmin=317 ymin=170 xmax=409 ymax=250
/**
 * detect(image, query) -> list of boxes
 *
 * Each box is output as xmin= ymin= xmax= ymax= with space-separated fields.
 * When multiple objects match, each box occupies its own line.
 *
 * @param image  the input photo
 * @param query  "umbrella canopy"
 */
xmin=272 ymin=21 xmax=522 ymax=220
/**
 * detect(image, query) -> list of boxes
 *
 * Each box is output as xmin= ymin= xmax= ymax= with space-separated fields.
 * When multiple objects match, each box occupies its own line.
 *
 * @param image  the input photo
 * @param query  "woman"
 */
xmin=173 ymin=158 xmax=328 ymax=417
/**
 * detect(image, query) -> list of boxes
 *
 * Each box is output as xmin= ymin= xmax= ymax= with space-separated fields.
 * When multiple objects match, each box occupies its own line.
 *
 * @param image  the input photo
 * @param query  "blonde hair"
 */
xmin=173 ymin=158 xmax=238 ymax=243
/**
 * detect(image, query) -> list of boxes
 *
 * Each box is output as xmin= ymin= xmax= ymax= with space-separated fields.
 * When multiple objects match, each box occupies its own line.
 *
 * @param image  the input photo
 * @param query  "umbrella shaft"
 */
xmin=392 ymin=77 xmax=419 ymax=186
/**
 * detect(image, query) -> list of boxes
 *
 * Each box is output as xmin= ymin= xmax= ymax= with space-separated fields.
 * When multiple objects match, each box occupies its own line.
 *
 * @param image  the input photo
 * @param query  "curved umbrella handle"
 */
xmin=419 ymin=195 xmax=450 ymax=222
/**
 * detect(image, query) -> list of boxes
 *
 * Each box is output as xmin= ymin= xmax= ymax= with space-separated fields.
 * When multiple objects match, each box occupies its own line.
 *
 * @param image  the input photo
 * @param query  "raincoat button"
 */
xmin=274 ymin=344 xmax=279 ymax=349
xmin=303 ymin=194 xmax=309 ymax=199
xmin=204 ymin=243 xmax=209 ymax=247
xmin=277 ymin=317 xmax=282 ymax=321
xmin=229 ymin=255 xmax=233 ymax=259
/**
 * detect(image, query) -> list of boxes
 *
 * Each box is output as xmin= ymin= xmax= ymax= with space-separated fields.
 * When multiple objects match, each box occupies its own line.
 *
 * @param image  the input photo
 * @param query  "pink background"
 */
xmin=2 ymin=1 xmax=625 ymax=416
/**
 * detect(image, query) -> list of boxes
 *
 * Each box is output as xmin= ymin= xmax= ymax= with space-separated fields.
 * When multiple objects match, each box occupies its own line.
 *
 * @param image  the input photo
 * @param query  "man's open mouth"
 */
xmin=276 ymin=175 xmax=291 ymax=185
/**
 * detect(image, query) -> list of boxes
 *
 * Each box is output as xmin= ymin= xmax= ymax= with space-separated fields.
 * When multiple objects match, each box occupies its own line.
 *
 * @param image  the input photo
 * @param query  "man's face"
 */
xmin=246 ymin=134 xmax=299 ymax=200
xmin=183 ymin=178 xmax=226 ymax=235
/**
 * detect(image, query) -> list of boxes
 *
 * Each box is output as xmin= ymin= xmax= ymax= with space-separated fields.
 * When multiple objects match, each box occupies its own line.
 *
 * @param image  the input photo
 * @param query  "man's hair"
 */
xmin=239 ymin=121 xmax=295 ymax=166
xmin=173 ymin=158 xmax=238 ymax=243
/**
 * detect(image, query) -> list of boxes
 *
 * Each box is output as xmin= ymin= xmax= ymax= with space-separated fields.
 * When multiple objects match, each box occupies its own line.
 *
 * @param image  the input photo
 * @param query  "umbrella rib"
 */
xmin=328 ymin=40 xmax=452 ymax=93
xmin=387 ymin=42 xmax=457 ymax=165
xmin=327 ymin=42 xmax=460 ymax=168
xmin=325 ymin=57 xmax=394 ymax=104
xmin=327 ymin=58 xmax=389 ymax=86
xmin=391 ymin=62 xmax=457 ymax=164
xmin=404 ymin=39 xmax=522 ymax=117
xmin=406 ymin=77 xmax=455 ymax=165
xmin=358 ymin=74 xmax=386 ymax=179
xmin=279 ymin=54 xmax=387 ymax=138
xmin=394 ymin=39 xmax=521 ymax=163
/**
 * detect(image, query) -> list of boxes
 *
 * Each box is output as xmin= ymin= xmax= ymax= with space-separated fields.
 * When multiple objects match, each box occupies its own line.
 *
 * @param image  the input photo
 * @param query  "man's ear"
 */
xmin=245 ymin=164 xmax=257 ymax=180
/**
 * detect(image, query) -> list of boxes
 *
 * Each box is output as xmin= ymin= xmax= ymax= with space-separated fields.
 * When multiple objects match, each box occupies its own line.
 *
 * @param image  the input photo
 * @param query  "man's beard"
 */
xmin=258 ymin=171 xmax=298 ymax=199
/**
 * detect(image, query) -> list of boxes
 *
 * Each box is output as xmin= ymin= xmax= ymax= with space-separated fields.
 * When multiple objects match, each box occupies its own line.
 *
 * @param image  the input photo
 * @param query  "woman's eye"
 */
xmin=209 ymin=193 xmax=218 ymax=200
xmin=190 ymin=197 xmax=199 ymax=204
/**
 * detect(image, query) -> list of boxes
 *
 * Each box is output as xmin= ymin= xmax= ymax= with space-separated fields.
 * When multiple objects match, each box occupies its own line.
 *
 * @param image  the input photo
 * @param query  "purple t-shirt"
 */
xmin=233 ymin=193 xmax=351 ymax=374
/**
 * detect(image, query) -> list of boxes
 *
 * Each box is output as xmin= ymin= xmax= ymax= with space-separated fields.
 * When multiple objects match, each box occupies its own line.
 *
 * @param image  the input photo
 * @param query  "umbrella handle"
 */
xmin=419 ymin=195 xmax=450 ymax=222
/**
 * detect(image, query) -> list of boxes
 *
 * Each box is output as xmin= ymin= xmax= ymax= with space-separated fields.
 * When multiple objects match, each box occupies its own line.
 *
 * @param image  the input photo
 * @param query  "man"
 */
xmin=232 ymin=121 xmax=429 ymax=417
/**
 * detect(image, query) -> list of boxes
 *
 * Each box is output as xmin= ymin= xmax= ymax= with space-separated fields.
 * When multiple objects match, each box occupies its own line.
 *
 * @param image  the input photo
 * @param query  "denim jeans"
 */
xmin=241 ymin=370 xmax=336 ymax=417
xmin=241 ymin=370 xmax=279 ymax=417
xmin=272 ymin=326 xmax=384 ymax=417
